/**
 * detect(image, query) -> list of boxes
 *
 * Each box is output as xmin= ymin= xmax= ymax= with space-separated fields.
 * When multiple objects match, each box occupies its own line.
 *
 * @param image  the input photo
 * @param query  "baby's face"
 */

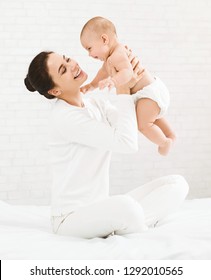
xmin=81 ymin=31 xmax=109 ymax=61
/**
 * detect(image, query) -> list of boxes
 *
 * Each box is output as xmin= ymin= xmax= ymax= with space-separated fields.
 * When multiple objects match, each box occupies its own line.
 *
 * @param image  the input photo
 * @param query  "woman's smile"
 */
xmin=73 ymin=68 xmax=81 ymax=79
xmin=73 ymin=68 xmax=87 ymax=81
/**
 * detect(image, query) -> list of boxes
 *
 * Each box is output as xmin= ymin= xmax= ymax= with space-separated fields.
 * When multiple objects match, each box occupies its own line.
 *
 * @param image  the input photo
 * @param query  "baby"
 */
xmin=80 ymin=16 xmax=176 ymax=155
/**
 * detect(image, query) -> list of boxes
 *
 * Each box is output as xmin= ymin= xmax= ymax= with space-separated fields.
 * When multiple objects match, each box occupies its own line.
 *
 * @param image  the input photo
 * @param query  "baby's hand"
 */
xmin=98 ymin=77 xmax=115 ymax=91
xmin=80 ymin=83 xmax=94 ymax=94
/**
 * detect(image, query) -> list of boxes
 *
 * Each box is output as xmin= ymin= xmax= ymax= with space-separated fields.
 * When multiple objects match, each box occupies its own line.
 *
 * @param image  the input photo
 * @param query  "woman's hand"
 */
xmin=126 ymin=47 xmax=145 ymax=89
xmin=98 ymin=77 xmax=115 ymax=90
xmin=80 ymin=83 xmax=95 ymax=94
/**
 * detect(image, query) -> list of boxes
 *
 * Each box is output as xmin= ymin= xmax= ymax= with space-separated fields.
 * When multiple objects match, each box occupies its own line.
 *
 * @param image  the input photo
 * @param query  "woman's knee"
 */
xmin=167 ymin=175 xmax=189 ymax=200
xmin=112 ymin=195 xmax=139 ymax=209
xmin=112 ymin=195 xmax=145 ymax=224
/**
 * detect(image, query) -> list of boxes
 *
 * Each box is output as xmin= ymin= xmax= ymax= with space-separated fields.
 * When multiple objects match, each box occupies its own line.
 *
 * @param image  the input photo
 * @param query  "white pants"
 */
xmin=52 ymin=175 xmax=189 ymax=239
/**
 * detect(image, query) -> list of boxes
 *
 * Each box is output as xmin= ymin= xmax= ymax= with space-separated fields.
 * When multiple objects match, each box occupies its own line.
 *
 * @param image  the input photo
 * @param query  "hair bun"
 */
xmin=24 ymin=75 xmax=36 ymax=92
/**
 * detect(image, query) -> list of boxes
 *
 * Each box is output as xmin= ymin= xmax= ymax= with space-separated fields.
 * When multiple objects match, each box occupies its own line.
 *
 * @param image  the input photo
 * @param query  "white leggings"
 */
xmin=52 ymin=175 xmax=189 ymax=239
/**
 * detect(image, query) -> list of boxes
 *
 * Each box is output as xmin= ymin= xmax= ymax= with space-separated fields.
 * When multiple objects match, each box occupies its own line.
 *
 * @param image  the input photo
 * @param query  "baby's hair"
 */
xmin=80 ymin=16 xmax=117 ymax=38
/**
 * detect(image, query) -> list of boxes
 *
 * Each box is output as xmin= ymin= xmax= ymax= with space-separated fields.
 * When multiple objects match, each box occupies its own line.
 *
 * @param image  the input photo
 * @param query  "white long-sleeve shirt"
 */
xmin=49 ymin=94 xmax=138 ymax=216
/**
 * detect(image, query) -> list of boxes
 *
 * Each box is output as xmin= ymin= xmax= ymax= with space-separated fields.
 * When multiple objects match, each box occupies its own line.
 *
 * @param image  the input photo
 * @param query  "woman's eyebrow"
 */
xmin=58 ymin=55 xmax=65 ymax=73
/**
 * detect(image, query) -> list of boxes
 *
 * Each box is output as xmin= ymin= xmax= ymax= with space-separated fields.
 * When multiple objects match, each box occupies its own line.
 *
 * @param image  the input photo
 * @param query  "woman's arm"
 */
xmin=51 ymin=95 xmax=138 ymax=154
xmin=51 ymin=51 xmax=143 ymax=154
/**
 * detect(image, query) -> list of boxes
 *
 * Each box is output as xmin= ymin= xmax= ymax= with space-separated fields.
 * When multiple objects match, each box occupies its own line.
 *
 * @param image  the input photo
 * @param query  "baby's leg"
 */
xmin=154 ymin=118 xmax=176 ymax=141
xmin=136 ymin=98 xmax=172 ymax=155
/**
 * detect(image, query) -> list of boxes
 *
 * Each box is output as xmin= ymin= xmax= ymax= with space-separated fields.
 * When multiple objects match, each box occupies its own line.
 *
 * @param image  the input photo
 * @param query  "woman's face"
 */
xmin=47 ymin=53 xmax=88 ymax=95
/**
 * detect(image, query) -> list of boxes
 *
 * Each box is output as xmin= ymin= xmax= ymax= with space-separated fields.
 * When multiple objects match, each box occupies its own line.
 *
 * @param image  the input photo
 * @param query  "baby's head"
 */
xmin=80 ymin=16 xmax=117 ymax=61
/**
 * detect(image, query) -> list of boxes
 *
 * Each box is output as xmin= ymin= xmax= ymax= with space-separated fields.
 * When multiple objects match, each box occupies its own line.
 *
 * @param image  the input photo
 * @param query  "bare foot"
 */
xmin=158 ymin=138 xmax=173 ymax=156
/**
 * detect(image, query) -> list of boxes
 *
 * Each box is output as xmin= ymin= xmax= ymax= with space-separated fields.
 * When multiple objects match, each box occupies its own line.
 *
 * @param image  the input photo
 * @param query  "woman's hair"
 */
xmin=24 ymin=51 xmax=56 ymax=99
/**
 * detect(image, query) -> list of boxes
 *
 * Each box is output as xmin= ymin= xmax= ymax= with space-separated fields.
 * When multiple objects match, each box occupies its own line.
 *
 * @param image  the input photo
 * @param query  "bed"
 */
xmin=0 ymin=198 xmax=211 ymax=260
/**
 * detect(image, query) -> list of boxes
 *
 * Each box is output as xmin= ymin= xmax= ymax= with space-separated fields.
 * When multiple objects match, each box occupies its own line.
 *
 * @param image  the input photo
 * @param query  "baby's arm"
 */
xmin=109 ymin=50 xmax=134 ymax=87
xmin=80 ymin=63 xmax=109 ymax=93
xmin=91 ymin=63 xmax=109 ymax=88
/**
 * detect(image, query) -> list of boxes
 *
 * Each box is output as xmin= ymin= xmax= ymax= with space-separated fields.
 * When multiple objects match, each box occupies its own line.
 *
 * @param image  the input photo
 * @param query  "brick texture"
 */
xmin=0 ymin=0 xmax=211 ymax=204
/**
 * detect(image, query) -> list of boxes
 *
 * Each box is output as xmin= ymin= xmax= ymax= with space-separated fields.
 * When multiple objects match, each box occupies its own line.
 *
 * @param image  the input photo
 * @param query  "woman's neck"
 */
xmin=59 ymin=90 xmax=84 ymax=107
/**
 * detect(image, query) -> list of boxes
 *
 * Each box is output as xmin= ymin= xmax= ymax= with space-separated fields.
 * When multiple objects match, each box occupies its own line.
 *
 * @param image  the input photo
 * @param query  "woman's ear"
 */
xmin=48 ymin=88 xmax=62 ymax=97
xmin=101 ymin=34 xmax=109 ymax=45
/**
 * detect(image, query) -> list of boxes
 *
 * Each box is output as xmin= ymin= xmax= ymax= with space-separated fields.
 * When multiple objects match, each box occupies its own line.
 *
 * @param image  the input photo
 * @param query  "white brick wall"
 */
xmin=0 ymin=0 xmax=211 ymax=205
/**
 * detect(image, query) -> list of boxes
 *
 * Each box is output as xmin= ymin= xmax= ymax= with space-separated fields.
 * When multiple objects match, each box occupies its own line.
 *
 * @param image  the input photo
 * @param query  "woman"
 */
xmin=24 ymin=51 xmax=189 ymax=238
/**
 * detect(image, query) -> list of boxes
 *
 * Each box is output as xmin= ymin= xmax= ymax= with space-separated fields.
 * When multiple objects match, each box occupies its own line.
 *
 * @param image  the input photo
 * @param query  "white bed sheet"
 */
xmin=0 ymin=198 xmax=211 ymax=260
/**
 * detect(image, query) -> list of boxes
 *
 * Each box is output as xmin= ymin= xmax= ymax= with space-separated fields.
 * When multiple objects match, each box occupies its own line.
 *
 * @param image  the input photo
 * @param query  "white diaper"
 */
xmin=132 ymin=77 xmax=170 ymax=118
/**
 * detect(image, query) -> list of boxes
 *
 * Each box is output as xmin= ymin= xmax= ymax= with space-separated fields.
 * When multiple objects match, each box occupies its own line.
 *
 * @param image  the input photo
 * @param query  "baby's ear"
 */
xmin=101 ymin=34 xmax=109 ymax=44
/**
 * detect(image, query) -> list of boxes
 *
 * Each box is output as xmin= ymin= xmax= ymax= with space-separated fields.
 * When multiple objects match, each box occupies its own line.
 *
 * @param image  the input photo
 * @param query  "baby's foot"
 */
xmin=158 ymin=138 xmax=172 ymax=156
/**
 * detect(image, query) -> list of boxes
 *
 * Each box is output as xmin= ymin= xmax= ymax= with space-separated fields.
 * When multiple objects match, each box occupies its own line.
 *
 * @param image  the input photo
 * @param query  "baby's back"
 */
xmin=131 ymin=69 xmax=155 ymax=94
